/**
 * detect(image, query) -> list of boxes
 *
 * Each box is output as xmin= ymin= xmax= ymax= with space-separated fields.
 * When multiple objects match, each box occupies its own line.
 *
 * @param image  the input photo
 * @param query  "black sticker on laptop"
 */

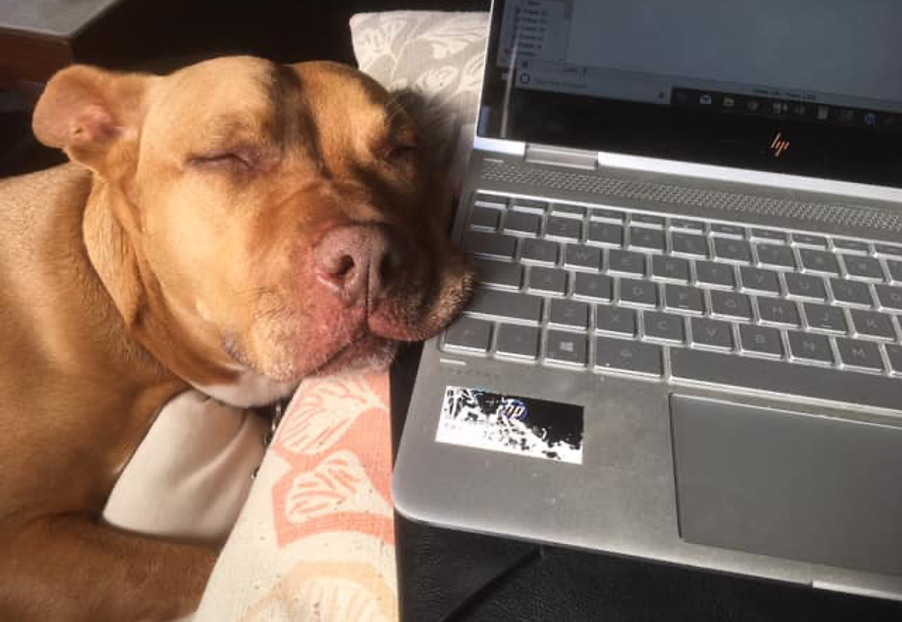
xmin=436 ymin=386 xmax=584 ymax=464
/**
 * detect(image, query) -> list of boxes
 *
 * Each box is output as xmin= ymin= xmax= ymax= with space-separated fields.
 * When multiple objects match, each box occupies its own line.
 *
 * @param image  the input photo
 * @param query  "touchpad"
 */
xmin=671 ymin=395 xmax=902 ymax=576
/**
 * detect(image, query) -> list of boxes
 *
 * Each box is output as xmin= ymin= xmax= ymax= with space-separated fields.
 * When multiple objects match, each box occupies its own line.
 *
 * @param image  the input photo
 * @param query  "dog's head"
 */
xmin=33 ymin=56 xmax=472 ymax=404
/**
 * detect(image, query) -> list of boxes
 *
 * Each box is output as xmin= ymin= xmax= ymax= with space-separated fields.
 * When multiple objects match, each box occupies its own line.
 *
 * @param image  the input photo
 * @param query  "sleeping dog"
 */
xmin=0 ymin=56 xmax=471 ymax=622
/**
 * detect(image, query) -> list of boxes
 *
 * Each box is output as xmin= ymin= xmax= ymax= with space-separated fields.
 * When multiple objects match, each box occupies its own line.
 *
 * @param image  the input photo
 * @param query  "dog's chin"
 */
xmin=309 ymin=334 xmax=400 ymax=377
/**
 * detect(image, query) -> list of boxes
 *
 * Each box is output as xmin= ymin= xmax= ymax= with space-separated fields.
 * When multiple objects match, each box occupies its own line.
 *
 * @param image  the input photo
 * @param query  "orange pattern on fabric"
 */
xmin=270 ymin=374 xmax=395 ymax=547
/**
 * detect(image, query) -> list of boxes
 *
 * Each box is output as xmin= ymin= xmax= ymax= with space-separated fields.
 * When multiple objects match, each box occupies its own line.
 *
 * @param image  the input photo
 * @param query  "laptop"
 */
xmin=393 ymin=0 xmax=902 ymax=601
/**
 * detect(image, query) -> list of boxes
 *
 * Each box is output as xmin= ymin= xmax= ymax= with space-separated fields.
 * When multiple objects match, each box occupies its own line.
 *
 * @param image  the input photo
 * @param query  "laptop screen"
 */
xmin=478 ymin=0 xmax=902 ymax=189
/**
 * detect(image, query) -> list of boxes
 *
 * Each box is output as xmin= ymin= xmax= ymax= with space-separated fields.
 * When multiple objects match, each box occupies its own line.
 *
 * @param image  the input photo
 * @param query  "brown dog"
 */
xmin=0 ymin=56 xmax=471 ymax=622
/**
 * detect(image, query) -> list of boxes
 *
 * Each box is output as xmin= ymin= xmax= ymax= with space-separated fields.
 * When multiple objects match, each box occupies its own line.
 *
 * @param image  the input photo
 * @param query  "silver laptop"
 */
xmin=393 ymin=0 xmax=902 ymax=601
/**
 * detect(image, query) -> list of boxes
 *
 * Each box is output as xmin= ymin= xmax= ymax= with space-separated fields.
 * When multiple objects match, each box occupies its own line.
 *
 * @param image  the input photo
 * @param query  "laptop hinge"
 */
xmin=524 ymin=144 xmax=598 ymax=171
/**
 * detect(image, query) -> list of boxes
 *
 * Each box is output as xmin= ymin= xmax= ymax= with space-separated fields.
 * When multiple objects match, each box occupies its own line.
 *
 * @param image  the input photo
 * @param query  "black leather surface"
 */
xmin=390 ymin=344 xmax=902 ymax=621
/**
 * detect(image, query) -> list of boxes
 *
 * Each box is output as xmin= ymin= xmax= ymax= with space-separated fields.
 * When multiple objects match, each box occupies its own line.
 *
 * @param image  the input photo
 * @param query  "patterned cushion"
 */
xmin=350 ymin=11 xmax=490 ymax=185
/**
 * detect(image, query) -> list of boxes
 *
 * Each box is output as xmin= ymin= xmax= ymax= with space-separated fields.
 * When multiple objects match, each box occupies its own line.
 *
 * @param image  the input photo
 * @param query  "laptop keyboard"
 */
xmin=441 ymin=192 xmax=902 ymax=412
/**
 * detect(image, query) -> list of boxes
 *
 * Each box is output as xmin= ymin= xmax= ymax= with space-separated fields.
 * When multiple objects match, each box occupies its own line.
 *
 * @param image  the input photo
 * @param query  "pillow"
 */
xmin=350 ymin=11 xmax=490 ymax=187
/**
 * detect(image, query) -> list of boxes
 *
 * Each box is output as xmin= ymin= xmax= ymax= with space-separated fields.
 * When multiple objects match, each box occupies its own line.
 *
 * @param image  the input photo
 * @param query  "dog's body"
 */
xmin=0 ymin=57 xmax=469 ymax=621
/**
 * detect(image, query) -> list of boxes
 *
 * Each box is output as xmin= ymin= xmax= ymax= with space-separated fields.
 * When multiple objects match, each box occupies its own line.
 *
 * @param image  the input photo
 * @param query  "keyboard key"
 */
xmin=670 ymin=348 xmax=902 ymax=411
xmin=739 ymin=266 xmax=781 ymax=294
xmin=798 ymin=249 xmax=840 ymax=275
xmin=631 ymin=213 xmax=665 ymax=227
xmin=652 ymin=255 xmax=690 ymax=282
xmin=463 ymin=231 xmax=517 ymax=259
xmin=587 ymin=221 xmax=623 ymax=246
xmin=671 ymin=232 xmax=709 ymax=257
xmin=472 ymin=259 xmax=522 ymax=289
xmin=608 ymin=249 xmax=646 ymax=275
xmin=849 ymin=309 xmax=896 ymax=340
xmin=643 ymin=311 xmax=685 ymax=343
xmin=887 ymin=344 xmax=902 ymax=373
xmin=787 ymin=331 xmax=833 ymax=364
xmin=551 ymin=203 xmax=586 ymax=218
xmin=785 ymin=273 xmax=827 ymax=300
xmin=836 ymin=338 xmax=884 ymax=371
xmin=739 ymin=324 xmax=784 ymax=357
xmin=444 ymin=317 xmax=492 ymax=352
xmin=830 ymin=278 xmax=873 ymax=307
xmin=843 ymin=255 xmax=885 ymax=281
xmin=503 ymin=211 xmax=541 ymax=236
xmin=589 ymin=207 xmax=626 ymax=222
xmin=546 ymin=216 xmax=582 ymax=241
xmin=802 ymin=303 xmax=847 ymax=333
xmin=874 ymin=243 xmax=902 ymax=258
xmin=750 ymin=228 xmax=787 ymax=242
xmin=470 ymin=206 xmax=500 ymax=230
xmin=549 ymin=299 xmax=590 ymax=330
xmin=545 ymin=330 xmax=588 ymax=367
xmin=695 ymin=261 xmax=735 ymax=288
xmin=691 ymin=317 xmax=734 ymax=351
xmin=710 ymin=223 xmax=745 ymax=238
xmin=495 ymin=324 xmax=540 ymax=360
xmin=671 ymin=218 xmax=705 ymax=232
xmin=619 ymin=278 xmax=658 ymax=307
xmin=521 ymin=238 xmax=559 ymax=265
xmin=595 ymin=337 xmax=663 ymax=377
xmin=711 ymin=290 xmax=753 ymax=320
xmin=564 ymin=244 xmax=602 ymax=270
xmin=596 ymin=305 xmax=637 ymax=336
xmin=528 ymin=267 xmax=568 ymax=296
xmin=511 ymin=197 xmax=546 ymax=213
xmin=468 ymin=289 xmax=542 ymax=323
xmin=629 ymin=227 xmax=665 ymax=252
xmin=833 ymin=239 xmax=870 ymax=253
xmin=756 ymin=244 xmax=796 ymax=269
xmin=757 ymin=297 xmax=801 ymax=327
xmin=573 ymin=273 xmax=613 ymax=301
xmin=665 ymin=284 xmax=704 ymax=314
xmin=792 ymin=233 xmax=828 ymax=248
xmin=713 ymin=238 xmax=752 ymax=263
xmin=474 ymin=193 xmax=506 ymax=209
xmin=875 ymin=284 xmax=902 ymax=311
xmin=887 ymin=260 xmax=902 ymax=283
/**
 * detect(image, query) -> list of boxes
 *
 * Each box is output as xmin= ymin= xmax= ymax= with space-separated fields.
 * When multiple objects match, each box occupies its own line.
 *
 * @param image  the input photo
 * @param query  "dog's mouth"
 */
xmin=230 ymin=229 xmax=473 ymax=384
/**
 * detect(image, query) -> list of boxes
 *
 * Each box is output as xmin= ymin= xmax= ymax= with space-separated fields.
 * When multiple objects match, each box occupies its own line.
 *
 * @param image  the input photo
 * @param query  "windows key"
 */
xmin=545 ymin=330 xmax=588 ymax=367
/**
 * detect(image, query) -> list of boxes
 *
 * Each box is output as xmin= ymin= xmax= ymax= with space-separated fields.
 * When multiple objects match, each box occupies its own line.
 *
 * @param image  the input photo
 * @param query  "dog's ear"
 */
xmin=32 ymin=64 xmax=153 ymax=176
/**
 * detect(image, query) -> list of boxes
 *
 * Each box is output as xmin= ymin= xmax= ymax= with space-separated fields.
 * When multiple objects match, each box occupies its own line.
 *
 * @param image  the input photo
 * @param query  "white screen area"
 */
xmin=567 ymin=0 xmax=902 ymax=107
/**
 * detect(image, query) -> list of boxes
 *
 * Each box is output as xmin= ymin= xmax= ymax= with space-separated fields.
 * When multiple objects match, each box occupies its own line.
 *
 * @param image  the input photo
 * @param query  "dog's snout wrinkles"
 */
xmin=313 ymin=224 xmax=406 ymax=302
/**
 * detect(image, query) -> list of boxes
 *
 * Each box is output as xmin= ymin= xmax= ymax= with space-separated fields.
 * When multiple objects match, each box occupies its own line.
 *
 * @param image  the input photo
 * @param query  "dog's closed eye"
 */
xmin=187 ymin=149 xmax=256 ymax=172
xmin=384 ymin=141 xmax=418 ymax=162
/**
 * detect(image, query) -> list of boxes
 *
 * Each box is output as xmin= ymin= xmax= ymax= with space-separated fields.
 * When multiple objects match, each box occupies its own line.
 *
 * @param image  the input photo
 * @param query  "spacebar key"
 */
xmin=670 ymin=348 xmax=902 ymax=412
xmin=467 ymin=289 xmax=543 ymax=323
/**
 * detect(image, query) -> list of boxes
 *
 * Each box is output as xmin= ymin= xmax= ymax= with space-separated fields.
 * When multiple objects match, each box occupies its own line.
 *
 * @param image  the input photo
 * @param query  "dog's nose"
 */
xmin=313 ymin=224 xmax=406 ymax=302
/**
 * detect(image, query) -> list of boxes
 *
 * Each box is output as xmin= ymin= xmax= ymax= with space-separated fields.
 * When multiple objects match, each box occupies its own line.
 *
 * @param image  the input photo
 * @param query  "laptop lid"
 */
xmin=476 ymin=0 xmax=902 ymax=191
